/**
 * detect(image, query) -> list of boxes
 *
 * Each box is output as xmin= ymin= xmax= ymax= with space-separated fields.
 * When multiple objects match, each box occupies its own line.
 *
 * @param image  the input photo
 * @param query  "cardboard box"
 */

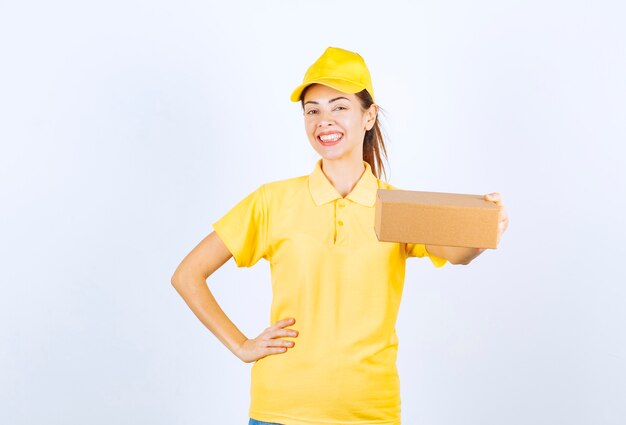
xmin=374 ymin=189 xmax=501 ymax=249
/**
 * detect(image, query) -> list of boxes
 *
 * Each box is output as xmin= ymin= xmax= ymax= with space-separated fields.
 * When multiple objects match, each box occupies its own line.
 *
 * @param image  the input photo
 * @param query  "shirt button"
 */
xmin=338 ymin=202 xmax=346 ymax=208
xmin=337 ymin=220 xmax=344 ymax=226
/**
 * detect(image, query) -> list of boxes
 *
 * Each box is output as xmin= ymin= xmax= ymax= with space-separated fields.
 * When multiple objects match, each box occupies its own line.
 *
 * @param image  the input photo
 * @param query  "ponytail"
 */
xmin=355 ymin=89 xmax=389 ymax=181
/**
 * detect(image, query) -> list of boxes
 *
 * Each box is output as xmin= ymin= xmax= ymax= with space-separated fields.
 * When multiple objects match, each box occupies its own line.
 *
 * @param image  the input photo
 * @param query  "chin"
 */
xmin=309 ymin=139 xmax=355 ymax=161
xmin=316 ymin=150 xmax=349 ymax=161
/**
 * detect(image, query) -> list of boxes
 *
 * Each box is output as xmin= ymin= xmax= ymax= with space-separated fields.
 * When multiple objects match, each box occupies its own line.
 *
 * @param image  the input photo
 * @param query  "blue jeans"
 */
xmin=249 ymin=419 xmax=283 ymax=425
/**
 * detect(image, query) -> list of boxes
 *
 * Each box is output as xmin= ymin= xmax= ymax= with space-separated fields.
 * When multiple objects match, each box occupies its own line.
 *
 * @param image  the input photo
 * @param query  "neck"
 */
xmin=320 ymin=157 xmax=367 ymax=198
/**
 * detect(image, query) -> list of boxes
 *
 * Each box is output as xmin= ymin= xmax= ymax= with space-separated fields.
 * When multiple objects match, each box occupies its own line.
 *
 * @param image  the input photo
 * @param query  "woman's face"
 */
xmin=302 ymin=83 xmax=377 ymax=162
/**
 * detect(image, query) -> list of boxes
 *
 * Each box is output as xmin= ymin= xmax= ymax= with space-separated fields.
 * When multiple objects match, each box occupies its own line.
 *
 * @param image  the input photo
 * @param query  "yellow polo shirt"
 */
xmin=212 ymin=159 xmax=447 ymax=425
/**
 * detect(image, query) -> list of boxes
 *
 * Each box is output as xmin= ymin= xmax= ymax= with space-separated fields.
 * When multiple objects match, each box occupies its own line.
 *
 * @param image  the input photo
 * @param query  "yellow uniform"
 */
xmin=212 ymin=159 xmax=447 ymax=425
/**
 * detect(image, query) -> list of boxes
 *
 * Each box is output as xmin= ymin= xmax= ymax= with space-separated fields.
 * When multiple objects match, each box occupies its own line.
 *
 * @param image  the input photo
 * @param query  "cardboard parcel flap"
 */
xmin=374 ymin=188 xmax=501 ymax=249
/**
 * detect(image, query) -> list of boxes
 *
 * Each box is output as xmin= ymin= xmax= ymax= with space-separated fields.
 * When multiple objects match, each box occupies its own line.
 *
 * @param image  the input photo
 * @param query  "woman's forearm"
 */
xmin=426 ymin=244 xmax=485 ymax=265
xmin=171 ymin=275 xmax=248 ymax=358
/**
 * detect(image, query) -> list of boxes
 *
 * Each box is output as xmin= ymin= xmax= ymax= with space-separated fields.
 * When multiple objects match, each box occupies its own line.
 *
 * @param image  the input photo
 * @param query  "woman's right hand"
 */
xmin=236 ymin=318 xmax=299 ymax=363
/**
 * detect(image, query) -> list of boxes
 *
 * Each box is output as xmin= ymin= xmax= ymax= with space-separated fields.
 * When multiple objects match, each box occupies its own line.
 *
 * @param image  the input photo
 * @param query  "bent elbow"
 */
xmin=171 ymin=269 xmax=187 ymax=287
xmin=449 ymin=258 xmax=470 ymax=266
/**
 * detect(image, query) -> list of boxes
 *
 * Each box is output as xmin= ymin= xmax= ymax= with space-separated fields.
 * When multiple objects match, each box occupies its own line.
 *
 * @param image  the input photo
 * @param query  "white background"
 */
xmin=1 ymin=1 xmax=625 ymax=424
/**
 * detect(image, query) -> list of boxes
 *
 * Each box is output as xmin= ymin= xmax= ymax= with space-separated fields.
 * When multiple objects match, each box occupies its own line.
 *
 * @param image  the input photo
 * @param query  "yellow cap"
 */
xmin=290 ymin=46 xmax=375 ymax=103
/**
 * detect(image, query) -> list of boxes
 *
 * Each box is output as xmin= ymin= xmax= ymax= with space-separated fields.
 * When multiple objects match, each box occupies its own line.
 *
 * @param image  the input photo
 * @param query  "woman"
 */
xmin=171 ymin=46 xmax=509 ymax=425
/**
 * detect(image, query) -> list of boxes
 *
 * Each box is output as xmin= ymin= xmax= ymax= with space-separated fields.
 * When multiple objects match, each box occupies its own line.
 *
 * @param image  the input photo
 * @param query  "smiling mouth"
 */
xmin=318 ymin=133 xmax=344 ymax=145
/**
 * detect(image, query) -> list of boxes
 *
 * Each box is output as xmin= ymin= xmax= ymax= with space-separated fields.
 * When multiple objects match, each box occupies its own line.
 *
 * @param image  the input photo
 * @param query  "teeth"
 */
xmin=319 ymin=133 xmax=342 ymax=142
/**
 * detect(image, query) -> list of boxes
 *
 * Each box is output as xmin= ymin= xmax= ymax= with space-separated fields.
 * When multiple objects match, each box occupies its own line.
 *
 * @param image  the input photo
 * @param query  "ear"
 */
xmin=364 ymin=104 xmax=378 ymax=131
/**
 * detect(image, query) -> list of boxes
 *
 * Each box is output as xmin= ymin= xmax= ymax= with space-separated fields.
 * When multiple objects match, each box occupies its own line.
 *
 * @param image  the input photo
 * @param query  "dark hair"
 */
xmin=300 ymin=86 xmax=390 ymax=181
xmin=354 ymin=89 xmax=389 ymax=182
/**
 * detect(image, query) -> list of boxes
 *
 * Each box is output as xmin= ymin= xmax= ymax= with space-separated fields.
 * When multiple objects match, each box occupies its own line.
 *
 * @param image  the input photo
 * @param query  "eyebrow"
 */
xmin=303 ymin=96 xmax=351 ymax=106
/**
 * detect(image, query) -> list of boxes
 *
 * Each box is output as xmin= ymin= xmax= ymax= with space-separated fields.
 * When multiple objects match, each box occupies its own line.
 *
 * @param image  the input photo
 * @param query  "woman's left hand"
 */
xmin=484 ymin=192 xmax=509 ymax=245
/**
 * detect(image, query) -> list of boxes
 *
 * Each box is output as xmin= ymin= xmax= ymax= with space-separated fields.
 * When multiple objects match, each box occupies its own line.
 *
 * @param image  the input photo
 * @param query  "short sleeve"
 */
xmin=212 ymin=184 xmax=269 ymax=268
xmin=406 ymin=242 xmax=447 ymax=268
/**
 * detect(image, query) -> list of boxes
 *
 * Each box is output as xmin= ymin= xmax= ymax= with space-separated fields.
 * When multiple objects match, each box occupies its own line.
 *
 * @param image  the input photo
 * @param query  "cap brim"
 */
xmin=290 ymin=77 xmax=366 ymax=102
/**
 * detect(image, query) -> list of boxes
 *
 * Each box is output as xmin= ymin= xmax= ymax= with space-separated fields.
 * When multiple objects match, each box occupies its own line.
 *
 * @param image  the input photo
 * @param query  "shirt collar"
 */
xmin=308 ymin=158 xmax=379 ymax=207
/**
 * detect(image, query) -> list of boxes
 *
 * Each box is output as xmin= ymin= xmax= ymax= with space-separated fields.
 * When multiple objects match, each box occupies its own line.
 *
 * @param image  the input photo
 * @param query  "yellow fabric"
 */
xmin=212 ymin=159 xmax=447 ymax=425
xmin=290 ymin=46 xmax=375 ymax=102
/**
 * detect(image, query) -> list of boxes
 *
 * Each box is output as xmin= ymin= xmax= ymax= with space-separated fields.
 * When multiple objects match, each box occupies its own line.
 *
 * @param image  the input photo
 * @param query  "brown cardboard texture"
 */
xmin=374 ymin=189 xmax=501 ymax=249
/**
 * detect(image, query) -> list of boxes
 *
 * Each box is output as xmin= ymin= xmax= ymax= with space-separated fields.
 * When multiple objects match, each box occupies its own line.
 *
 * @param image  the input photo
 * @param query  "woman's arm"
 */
xmin=170 ymin=231 xmax=248 ymax=358
xmin=424 ymin=192 xmax=509 ymax=265
xmin=425 ymin=244 xmax=485 ymax=265
xmin=171 ymin=231 xmax=298 ymax=363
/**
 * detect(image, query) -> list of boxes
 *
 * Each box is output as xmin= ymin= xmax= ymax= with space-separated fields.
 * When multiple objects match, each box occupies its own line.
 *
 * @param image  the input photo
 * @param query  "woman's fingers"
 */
xmin=275 ymin=327 xmax=298 ymax=338
xmin=483 ymin=192 xmax=509 ymax=241
xmin=266 ymin=327 xmax=298 ymax=342
xmin=501 ymin=211 xmax=509 ymax=233
xmin=266 ymin=339 xmax=295 ymax=348
xmin=238 ymin=319 xmax=299 ymax=363
xmin=497 ymin=200 xmax=509 ymax=234
xmin=271 ymin=317 xmax=295 ymax=330
xmin=260 ymin=317 xmax=298 ymax=351
xmin=269 ymin=318 xmax=297 ymax=335
xmin=484 ymin=192 xmax=501 ymax=204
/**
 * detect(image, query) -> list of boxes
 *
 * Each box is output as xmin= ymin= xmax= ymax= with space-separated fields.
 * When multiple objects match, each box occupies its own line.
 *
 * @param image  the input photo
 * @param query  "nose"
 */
xmin=316 ymin=109 xmax=335 ymax=127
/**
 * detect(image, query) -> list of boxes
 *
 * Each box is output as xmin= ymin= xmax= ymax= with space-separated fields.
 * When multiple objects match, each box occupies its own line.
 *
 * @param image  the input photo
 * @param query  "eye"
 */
xmin=335 ymin=106 xmax=347 ymax=111
xmin=306 ymin=109 xmax=318 ymax=115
